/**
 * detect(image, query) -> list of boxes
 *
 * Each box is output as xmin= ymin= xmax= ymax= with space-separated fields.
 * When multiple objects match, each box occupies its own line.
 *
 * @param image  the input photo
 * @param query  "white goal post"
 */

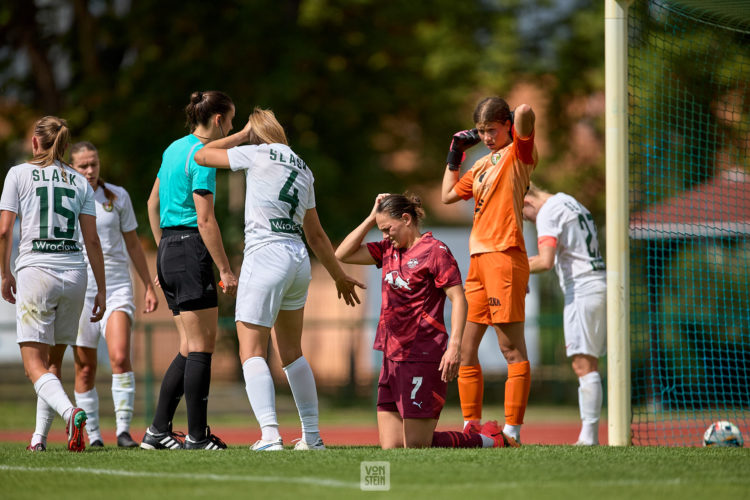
xmin=605 ymin=0 xmax=632 ymax=447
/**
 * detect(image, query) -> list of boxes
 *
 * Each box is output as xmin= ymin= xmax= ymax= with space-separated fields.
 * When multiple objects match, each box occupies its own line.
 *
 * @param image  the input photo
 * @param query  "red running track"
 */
xmin=0 ymin=421 xmax=607 ymax=447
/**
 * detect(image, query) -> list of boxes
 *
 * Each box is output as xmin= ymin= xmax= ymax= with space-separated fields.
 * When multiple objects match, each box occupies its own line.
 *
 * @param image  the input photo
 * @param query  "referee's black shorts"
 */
xmin=157 ymin=226 xmax=218 ymax=315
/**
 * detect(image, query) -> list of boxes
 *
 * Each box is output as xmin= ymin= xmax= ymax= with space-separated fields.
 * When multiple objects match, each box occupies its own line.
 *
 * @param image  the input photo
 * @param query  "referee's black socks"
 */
xmin=185 ymin=351 xmax=213 ymax=440
xmin=151 ymin=353 xmax=187 ymax=434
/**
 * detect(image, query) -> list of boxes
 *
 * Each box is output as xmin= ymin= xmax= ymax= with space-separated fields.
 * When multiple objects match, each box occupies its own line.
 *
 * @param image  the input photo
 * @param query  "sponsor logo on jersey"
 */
xmin=269 ymin=217 xmax=302 ymax=234
xmin=407 ymin=258 xmax=418 ymax=269
xmin=384 ymin=271 xmax=411 ymax=291
xmin=31 ymin=239 xmax=80 ymax=253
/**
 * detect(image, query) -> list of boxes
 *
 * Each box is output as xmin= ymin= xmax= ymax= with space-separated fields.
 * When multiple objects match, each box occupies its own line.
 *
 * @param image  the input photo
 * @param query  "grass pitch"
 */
xmin=1 ymin=443 xmax=748 ymax=500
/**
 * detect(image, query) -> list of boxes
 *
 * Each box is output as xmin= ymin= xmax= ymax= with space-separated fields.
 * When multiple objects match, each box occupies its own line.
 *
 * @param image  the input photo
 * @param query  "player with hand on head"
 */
xmin=442 ymin=96 xmax=537 ymax=444
xmin=64 ymin=141 xmax=158 ymax=448
xmin=0 ymin=116 xmax=106 ymax=452
xmin=195 ymin=107 xmax=364 ymax=451
xmin=523 ymin=183 xmax=605 ymax=445
xmin=335 ymin=193 xmax=518 ymax=448
xmin=142 ymin=90 xmax=239 ymax=451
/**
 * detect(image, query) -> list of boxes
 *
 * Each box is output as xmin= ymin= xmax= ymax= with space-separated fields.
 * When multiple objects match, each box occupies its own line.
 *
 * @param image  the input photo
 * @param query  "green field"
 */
xmin=1 ymin=443 xmax=748 ymax=500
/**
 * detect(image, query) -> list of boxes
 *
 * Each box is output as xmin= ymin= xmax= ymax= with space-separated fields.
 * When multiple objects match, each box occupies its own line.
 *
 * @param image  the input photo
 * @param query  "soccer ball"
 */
xmin=703 ymin=421 xmax=744 ymax=447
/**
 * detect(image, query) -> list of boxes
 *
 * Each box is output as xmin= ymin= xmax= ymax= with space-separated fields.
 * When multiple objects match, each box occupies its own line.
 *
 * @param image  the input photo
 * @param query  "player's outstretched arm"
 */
xmin=194 ymin=119 xmax=253 ymax=169
xmin=0 ymin=210 xmax=17 ymax=303
xmin=335 ymin=194 xmax=387 ymax=265
xmin=80 ymin=213 xmax=106 ymax=322
xmin=303 ymin=207 xmax=365 ymax=307
xmin=438 ymin=284 xmax=467 ymax=382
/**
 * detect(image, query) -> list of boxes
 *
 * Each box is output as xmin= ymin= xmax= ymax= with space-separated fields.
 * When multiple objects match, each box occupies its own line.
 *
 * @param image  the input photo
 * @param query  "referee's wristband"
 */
xmin=446 ymin=150 xmax=463 ymax=171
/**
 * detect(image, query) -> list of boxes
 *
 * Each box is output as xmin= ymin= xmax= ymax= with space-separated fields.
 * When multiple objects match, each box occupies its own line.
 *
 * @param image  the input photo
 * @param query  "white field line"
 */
xmin=0 ymin=464 xmax=359 ymax=489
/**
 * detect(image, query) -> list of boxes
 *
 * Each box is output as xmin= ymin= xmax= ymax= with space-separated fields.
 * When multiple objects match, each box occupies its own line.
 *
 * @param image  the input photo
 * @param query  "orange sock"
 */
xmin=504 ymin=361 xmax=531 ymax=425
xmin=458 ymin=364 xmax=484 ymax=421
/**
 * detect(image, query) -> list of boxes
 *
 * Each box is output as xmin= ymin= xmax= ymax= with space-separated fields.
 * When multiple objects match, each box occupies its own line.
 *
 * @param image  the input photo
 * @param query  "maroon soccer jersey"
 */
xmin=366 ymin=232 xmax=463 ymax=362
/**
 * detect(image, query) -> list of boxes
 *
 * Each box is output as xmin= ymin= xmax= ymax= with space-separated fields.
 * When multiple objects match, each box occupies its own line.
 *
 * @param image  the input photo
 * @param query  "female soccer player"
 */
xmin=66 ymin=141 xmax=159 ymax=448
xmin=523 ymin=183 xmax=606 ymax=445
xmin=0 ymin=116 xmax=106 ymax=452
xmin=336 ymin=193 xmax=518 ymax=448
xmin=441 ymin=97 xmax=537 ymax=444
xmin=194 ymin=107 xmax=364 ymax=451
xmin=142 ymin=91 xmax=239 ymax=450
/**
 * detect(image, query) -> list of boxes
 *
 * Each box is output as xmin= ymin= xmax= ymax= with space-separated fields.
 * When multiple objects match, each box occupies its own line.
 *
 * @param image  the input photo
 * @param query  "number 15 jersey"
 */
xmin=227 ymin=143 xmax=315 ymax=253
xmin=0 ymin=161 xmax=95 ymax=272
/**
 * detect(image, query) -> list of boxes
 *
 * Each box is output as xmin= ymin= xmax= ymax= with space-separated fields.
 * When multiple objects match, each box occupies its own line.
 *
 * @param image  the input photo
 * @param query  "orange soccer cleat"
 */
xmin=480 ymin=420 xmax=520 ymax=448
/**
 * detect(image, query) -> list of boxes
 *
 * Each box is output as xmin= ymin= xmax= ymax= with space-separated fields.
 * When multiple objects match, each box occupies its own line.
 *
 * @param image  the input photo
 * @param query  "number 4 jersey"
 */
xmin=535 ymin=193 xmax=605 ymax=295
xmin=0 ymin=161 xmax=95 ymax=272
xmin=227 ymin=143 xmax=315 ymax=253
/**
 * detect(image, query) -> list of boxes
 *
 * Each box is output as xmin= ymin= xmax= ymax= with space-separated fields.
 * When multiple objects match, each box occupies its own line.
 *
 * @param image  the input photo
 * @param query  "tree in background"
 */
xmin=1 ymin=0 xmax=609 ymax=243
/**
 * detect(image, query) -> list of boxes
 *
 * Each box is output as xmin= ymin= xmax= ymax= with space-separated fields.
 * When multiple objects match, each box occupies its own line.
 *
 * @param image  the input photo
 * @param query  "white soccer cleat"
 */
xmin=574 ymin=440 xmax=598 ymax=446
xmin=293 ymin=437 xmax=326 ymax=450
xmin=250 ymin=437 xmax=283 ymax=451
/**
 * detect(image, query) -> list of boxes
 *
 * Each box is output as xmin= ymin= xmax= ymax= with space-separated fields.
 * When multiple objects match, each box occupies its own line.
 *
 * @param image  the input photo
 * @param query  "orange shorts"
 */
xmin=465 ymin=247 xmax=529 ymax=325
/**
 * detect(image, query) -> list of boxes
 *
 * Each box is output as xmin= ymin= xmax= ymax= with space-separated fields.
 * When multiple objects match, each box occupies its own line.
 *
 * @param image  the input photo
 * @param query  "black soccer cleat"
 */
xmin=90 ymin=439 xmax=104 ymax=448
xmin=140 ymin=425 xmax=185 ymax=450
xmin=117 ymin=432 xmax=139 ymax=448
xmin=184 ymin=426 xmax=227 ymax=450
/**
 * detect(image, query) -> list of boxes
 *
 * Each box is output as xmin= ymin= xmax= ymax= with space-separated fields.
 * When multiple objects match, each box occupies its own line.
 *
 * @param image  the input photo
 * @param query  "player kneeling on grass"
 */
xmin=522 ymin=183 xmax=606 ymax=446
xmin=336 ymin=193 xmax=518 ymax=448
xmin=0 ymin=116 xmax=106 ymax=452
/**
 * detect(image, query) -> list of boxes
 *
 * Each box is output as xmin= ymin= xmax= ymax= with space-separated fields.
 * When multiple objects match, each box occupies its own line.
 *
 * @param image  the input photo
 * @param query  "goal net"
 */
xmin=628 ymin=0 xmax=750 ymax=446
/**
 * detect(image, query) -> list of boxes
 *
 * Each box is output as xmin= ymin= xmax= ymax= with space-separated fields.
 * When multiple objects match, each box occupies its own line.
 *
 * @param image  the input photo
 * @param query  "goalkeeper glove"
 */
xmin=446 ymin=128 xmax=480 ymax=171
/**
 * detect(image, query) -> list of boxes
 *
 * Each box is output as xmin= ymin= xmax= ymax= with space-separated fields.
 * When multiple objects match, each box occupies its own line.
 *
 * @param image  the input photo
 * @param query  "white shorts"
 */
xmin=76 ymin=285 xmax=135 ymax=348
xmin=15 ymin=267 xmax=87 ymax=346
xmin=235 ymin=241 xmax=311 ymax=328
xmin=563 ymin=289 xmax=606 ymax=358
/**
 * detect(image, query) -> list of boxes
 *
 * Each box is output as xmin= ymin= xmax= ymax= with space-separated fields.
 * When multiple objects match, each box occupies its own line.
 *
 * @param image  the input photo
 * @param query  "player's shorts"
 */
xmin=465 ymin=247 xmax=529 ymax=325
xmin=376 ymin=357 xmax=446 ymax=419
xmin=157 ymin=227 xmax=218 ymax=314
xmin=235 ymin=240 xmax=311 ymax=328
xmin=15 ymin=266 xmax=87 ymax=346
xmin=76 ymin=285 xmax=135 ymax=349
xmin=563 ymin=288 xmax=606 ymax=358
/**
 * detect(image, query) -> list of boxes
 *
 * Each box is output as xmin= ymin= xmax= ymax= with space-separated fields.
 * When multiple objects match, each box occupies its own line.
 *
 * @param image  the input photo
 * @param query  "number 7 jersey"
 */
xmin=0 ymin=161 xmax=96 ymax=272
xmin=227 ymin=143 xmax=315 ymax=253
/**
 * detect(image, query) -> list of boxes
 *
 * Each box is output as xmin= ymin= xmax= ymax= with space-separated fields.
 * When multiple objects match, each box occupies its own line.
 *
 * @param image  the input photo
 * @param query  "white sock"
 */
xmin=480 ymin=435 xmax=494 ymax=448
xmin=578 ymin=371 xmax=602 ymax=444
xmin=75 ymin=388 xmax=101 ymax=443
xmin=112 ymin=372 xmax=135 ymax=435
xmin=503 ymin=424 xmax=521 ymax=442
xmin=31 ymin=397 xmax=55 ymax=446
xmin=34 ymin=373 xmax=74 ymax=421
xmin=242 ymin=357 xmax=280 ymax=442
xmin=283 ymin=356 xmax=320 ymax=444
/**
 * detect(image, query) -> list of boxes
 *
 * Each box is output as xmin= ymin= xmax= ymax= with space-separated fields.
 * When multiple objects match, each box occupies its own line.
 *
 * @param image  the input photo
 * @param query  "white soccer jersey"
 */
xmin=0 ymin=161 xmax=95 ymax=272
xmin=80 ymin=183 xmax=138 ymax=293
xmin=536 ymin=193 xmax=606 ymax=295
xmin=227 ymin=143 xmax=316 ymax=253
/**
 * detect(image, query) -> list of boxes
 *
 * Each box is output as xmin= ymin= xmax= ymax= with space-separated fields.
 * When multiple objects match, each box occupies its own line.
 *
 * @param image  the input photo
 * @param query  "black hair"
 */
xmin=185 ymin=90 xmax=234 ymax=131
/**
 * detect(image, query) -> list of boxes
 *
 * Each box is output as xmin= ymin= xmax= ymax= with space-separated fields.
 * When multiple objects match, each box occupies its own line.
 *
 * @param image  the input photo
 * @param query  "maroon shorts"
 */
xmin=376 ymin=357 xmax=447 ymax=419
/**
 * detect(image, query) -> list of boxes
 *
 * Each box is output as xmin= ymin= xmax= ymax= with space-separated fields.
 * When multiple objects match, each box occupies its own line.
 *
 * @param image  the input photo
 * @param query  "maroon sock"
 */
xmin=431 ymin=431 xmax=483 ymax=448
